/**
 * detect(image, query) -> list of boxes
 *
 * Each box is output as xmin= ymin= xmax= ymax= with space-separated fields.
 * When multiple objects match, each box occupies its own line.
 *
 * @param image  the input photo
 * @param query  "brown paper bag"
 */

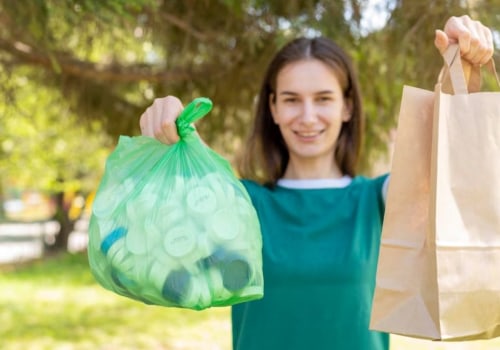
xmin=370 ymin=44 xmax=500 ymax=341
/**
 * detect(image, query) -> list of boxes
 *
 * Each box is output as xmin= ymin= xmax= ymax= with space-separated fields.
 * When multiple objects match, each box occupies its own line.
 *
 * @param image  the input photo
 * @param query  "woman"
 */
xmin=139 ymin=15 xmax=494 ymax=350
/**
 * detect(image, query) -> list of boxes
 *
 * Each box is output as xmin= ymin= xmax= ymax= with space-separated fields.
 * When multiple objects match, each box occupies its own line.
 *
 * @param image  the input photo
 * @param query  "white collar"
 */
xmin=276 ymin=176 xmax=352 ymax=189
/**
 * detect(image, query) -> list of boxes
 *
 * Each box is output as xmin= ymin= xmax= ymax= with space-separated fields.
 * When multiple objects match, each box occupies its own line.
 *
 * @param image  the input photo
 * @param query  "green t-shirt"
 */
xmin=232 ymin=175 xmax=390 ymax=350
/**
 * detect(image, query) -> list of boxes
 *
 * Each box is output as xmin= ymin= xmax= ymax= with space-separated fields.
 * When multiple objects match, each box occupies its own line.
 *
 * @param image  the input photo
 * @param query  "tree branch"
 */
xmin=160 ymin=12 xmax=210 ymax=41
xmin=0 ymin=38 xmax=195 ymax=83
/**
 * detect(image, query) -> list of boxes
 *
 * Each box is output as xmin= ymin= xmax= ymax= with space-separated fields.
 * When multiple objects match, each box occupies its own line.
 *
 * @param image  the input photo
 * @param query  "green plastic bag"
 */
xmin=88 ymin=98 xmax=263 ymax=310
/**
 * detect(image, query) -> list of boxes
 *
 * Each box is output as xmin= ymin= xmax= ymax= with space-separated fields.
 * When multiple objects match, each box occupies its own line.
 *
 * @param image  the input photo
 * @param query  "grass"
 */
xmin=1 ymin=252 xmax=500 ymax=349
xmin=0 ymin=252 xmax=231 ymax=350
xmin=392 ymin=335 xmax=500 ymax=350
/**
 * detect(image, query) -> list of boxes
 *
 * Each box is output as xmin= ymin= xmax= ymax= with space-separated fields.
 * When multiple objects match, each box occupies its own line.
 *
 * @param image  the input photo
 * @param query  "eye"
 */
xmin=320 ymin=96 xmax=330 ymax=101
xmin=317 ymin=96 xmax=333 ymax=102
xmin=283 ymin=97 xmax=298 ymax=103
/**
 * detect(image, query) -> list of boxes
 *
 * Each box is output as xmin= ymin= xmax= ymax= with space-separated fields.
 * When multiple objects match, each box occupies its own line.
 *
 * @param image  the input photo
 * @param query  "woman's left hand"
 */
xmin=435 ymin=15 xmax=494 ymax=65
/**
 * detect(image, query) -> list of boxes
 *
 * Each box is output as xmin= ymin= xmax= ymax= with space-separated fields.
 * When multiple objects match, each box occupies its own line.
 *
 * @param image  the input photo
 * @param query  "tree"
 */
xmin=0 ymin=65 xmax=112 ymax=251
xmin=1 ymin=1 xmax=498 ymax=157
xmin=0 ymin=0 xmax=498 ymax=251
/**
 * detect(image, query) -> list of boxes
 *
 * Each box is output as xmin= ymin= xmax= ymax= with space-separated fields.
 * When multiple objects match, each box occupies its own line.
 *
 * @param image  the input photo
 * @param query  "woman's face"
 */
xmin=270 ymin=59 xmax=351 ymax=169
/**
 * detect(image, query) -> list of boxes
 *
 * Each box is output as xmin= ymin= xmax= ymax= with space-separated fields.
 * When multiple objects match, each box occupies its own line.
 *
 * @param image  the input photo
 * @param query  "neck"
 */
xmin=283 ymin=158 xmax=343 ymax=180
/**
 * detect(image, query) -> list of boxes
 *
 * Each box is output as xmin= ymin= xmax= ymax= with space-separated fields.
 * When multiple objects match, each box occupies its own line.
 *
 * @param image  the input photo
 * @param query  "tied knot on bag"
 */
xmin=175 ymin=97 xmax=213 ymax=138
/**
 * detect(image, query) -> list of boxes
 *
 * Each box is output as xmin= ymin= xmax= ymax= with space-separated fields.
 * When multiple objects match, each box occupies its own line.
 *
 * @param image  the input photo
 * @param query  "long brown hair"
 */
xmin=236 ymin=37 xmax=364 ymax=185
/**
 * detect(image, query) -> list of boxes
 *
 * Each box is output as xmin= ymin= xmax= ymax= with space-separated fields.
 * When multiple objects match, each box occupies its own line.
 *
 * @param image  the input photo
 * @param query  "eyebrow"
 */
xmin=279 ymin=90 xmax=336 ymax=95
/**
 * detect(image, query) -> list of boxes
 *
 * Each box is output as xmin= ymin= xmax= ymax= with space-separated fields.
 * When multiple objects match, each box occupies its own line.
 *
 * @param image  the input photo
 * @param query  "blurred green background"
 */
xmin=1 ymin=1 xmax=500 ymax=349
xmin=2 ymin=252 xmax=500 ymax=349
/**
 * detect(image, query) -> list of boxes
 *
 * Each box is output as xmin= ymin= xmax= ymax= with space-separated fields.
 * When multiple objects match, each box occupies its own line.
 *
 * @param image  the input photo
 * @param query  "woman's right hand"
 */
xmin=139 ymin=95 xmax=184 ymax=144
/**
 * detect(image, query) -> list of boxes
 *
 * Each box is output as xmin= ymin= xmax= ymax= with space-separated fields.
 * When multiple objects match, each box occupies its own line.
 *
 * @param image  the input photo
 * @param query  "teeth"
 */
xmin=297 ymin=131 xmax=320 ymax=137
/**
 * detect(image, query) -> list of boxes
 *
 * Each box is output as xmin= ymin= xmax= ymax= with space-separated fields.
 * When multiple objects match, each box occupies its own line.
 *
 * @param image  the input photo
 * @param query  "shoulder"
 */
xmin=352 ymin=173 xmax=389 ymax=187
xmin=240 ymin=179 xmax=275 ymax=212
xmin=240 ymin=179 xmax=270 ymax=197
xmin=240 ymin=178 xmax=261 ymax=190
xmin=351 ymin=173 xmax=390 ymax=200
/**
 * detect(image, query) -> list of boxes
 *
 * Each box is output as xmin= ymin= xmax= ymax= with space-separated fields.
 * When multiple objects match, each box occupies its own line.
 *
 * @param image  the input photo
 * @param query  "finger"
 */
xmin=444 ymin=15 xmax=471 ymax=48
xmin=139 ymin=107 xmax=155 ymax=137
xmin=477 ymin=25 xmax=494 ymax=65
xmin=457 ymin=25 xmax=472 ymax=56
xmin=434 ymin=29 xmax=450 ymax=55
xmin=162 ymin=96 xmax=183 ymax=144
xmin=160 ymin=120 xmax=180 ymax=144
xmin=151 ymin=100 xmax=171 ymax=144
xmin=461 ymin=20 xmax=483 ymax=63
xmin=460 ymin=21 xmax=494 ymax=65
xmin=153 ymin=96 xmax=183 ymax=144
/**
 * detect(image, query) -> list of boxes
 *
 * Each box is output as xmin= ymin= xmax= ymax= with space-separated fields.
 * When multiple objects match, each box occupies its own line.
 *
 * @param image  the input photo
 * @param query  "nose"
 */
xmin=300 ymin=100 xmax=317 ymax=124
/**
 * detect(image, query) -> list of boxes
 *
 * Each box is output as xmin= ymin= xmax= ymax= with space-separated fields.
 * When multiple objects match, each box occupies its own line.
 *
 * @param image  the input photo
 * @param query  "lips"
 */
xmin=294 ymin=130 xmax=324 ymax=138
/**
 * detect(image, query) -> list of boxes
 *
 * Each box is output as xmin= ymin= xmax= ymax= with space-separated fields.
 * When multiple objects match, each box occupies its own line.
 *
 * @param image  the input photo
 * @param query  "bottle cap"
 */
xmin=161 ymin=267 xmax=192 ymax=305
xmin=218 ymin=253 xmax=252 ymax=291
xmin=92 ymin=187 xmax=118 ymax=218
xmin=157 ymin=206 xmax=184 ymax=227
xmin=97 ymin=218 xmax=116 ymax=240
xmin=149 ymin=261 xmax=173 ymax=292
xmin=152 ymin=245 xmax=177 ymax=269
xmin=107 ymin=239 xmax=135 ymax=272
xmin=203 ymin=249 xmax=252 ymax=292
xmin=163 ymin=227 xmax=196 ymax=258
xmin=125 ymin=225 xmax=147 ymax=255
xmin=131 ymin=256 xmax=153 ymax=286
xmin=186 ymin=185 xmax=217 ymax=215
xmin=126 ymin=195 xmax=156 ymax=222
xmin=140 ymin=286 xmax=162 ymax=305
xmin=100 ymin=227 xmax=127 ymax=254
xmin=197 ymin=275 xmax=212 ymax=309
xmin=202 ymin=173 xmax=235 ymax=203
xmin=144 ymin=223 xmax=162 ymax=251
xmin=93 ymin=177 xmax=135 ymax=219
xmin=111 ymin=269 xmax=138 ymax=291
xmin=197 ymin=234 xmax=215 ymax=258
xmin=235 ymin=195 xmax=256 ymax=216
xmin=206 ymin=267 xmax=231 ymax=302
xmin=208 ymin=208 xmax=241 ymax=242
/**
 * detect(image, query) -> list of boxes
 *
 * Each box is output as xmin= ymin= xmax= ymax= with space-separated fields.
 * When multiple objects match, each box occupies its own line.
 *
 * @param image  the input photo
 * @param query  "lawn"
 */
xmin=1 ymin=252 xmax=499 ymax=350
xmin=0 ymin=252 xmax=231 ymax=350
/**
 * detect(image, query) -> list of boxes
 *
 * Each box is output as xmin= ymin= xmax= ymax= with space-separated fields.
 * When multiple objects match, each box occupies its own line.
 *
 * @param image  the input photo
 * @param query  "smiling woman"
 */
xmin=269 ymin=58 xmax=352 ymax=180
xmin=136 ymin=14 xmax=495 ymax=350
xmin=226 ymin=35 xmax=389 ymax=350
xmin=240 ymin=36 xmax=364 ymax=184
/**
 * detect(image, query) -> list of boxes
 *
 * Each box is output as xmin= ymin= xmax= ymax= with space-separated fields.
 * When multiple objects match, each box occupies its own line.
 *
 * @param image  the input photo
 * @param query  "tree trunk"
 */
xmin=0 ymin=181 xmax=5 ymax=221
xmin=48 ymin=191 xmax=74 ymax=253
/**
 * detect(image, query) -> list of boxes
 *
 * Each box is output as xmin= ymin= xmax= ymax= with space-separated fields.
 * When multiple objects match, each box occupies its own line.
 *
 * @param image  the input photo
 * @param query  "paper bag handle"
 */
xmin=441 ymin=44 xmax=500 ymax=94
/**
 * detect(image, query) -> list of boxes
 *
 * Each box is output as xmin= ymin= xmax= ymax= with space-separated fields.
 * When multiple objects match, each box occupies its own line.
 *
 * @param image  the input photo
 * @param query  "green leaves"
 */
xmin=0 ymin=66 xmax=112 ymax=194
xmin=0 ymin=0 xmax=498 ymax=178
